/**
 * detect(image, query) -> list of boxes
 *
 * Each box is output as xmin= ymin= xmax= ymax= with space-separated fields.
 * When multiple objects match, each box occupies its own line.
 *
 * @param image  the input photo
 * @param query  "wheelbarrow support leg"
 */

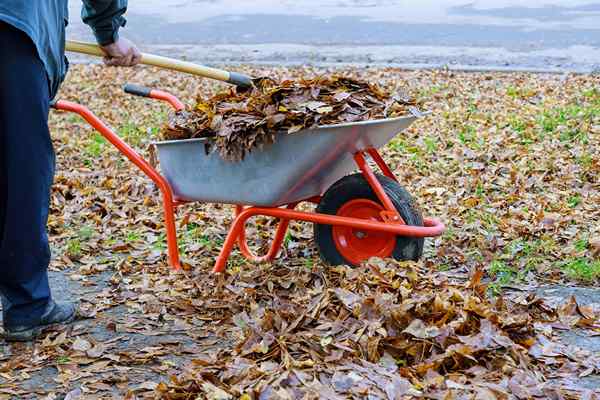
xmin=214 ymin=204 xmax=297 ymax=273
xmin=235 ymin=205 xmax=294 ymax=263
xmin=162 ymin=196 xmax=181 ymax=270
xmin=214 ymin=207 xmax=252 ymax=273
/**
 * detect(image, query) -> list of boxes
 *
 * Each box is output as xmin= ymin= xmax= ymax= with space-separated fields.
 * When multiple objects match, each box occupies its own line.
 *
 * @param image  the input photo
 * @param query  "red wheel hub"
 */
xmin=332 ymin=199 xmax=397 ymax=265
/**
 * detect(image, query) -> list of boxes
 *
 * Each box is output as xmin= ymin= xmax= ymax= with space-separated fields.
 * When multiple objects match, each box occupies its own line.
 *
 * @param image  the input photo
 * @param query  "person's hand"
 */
xmin=100 ymin=37 xmax=141 ymax=67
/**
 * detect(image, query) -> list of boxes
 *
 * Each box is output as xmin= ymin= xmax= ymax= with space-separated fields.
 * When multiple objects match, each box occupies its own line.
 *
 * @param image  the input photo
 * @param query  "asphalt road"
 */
xmin=66 ymin=0 xmax=600 ymax=72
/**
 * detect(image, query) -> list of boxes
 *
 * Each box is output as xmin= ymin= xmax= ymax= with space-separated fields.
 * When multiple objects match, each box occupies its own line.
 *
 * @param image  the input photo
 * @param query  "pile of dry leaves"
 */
xmin=155 ymin=260 xmax=599 ymax=399
xmin=163 ymin=76 xmax=420 ymax=161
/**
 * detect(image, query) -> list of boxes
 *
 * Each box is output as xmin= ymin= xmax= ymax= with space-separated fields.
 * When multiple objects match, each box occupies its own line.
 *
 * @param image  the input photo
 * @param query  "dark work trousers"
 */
xmin=0 ymin=22 xmax=54 ymax=328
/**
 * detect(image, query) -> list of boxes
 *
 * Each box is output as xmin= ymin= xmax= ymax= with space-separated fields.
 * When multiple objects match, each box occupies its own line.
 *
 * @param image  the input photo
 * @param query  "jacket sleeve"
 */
xmin=81 ymin=0 xmax=128 ymax=46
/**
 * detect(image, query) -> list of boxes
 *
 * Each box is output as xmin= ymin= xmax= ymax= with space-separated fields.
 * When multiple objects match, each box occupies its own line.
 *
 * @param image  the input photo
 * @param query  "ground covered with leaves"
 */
xmin=0 ymin=65 xmax=599 ymax=399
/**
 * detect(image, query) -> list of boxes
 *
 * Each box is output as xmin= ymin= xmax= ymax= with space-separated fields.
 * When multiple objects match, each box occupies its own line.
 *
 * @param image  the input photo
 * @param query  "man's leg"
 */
xmin=0 ymin=22 xmax=72 ymax=337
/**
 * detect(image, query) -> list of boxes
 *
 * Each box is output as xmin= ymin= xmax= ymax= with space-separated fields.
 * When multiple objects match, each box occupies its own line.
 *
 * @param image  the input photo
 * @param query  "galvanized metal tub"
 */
xmin=154 ymin=114 xmax=420 ymax=207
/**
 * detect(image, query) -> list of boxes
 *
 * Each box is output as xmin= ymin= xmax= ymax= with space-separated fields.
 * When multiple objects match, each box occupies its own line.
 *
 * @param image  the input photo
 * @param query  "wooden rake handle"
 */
xmin=65 ymin=40 xmax=253 ymax=88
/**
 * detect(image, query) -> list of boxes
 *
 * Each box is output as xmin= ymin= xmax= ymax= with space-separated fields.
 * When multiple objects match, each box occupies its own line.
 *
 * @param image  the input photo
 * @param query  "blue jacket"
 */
xmin=0 ymin=1 xmax=128 ymax=98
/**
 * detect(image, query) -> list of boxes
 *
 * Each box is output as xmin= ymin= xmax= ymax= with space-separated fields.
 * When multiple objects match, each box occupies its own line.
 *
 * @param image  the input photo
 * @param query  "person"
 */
xmin=0 ymin=1 xmax=141 ymax=342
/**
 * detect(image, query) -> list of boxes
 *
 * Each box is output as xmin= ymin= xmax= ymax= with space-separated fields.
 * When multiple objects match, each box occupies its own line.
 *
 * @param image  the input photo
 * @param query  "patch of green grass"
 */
xmin=471 ymin=209 xmax=499 ymax=231
xmin=125 ymin=230 xmax=142 ymax=242
xmin=574 ymin=237 xmax=589 ymax=252
xmin=466 ymin=249 xmax=485 ymax=263
xmin=508 ymin=237 xmax=556 ymax=259
xmin=506 ymin=86 xmax=536 ymax=99
xmin=561 ymin=258 xmax=600 ymax=283
xmin=66 ymin=238 xmax=82 ymax=258
xmin=84 ymin=132 xmax=106 ymax=158
xmin=583 ymin=87 xmax=599 ymax=98
xmin=388 ymin=137 xmax=407 ymax=153
xmin=582 ymin=91 xmax=600 ymax=111
xmin=198 ymin=235 xmax=213 ymax=248
xmin=437 ymin=264 xmax=451 ymax=272
xmin=486 ymin=239 xmax=550 ymax=293
xmin=284 ymin=232 xmax=293 ymax=248
xmin=186 ymin=222 xmax=200 ymax=231
xmin=457 ymin=125 xmax=481 ymax=149
xmin=182 ymin=223 xmax=208 ymax=245
xmin=509 ymin=117 xmax=527 ymax=132
xmin=488 ymin=259 xmax=538 ymax=295
xmin=506 ymin=86 xmax=519 ymax=98
xmin=539 ymin=110 xmax=565 ymax=133
xmin=183 ymin=231 xmax=214 ymax=251
xmin=409 ymin=153 xmax=428 ymax=174
xmin=406 ymin=144 xmax=423 ymax=156
xmin=389 ymin=137 xmax=432 ymax=160
xmin=489 ymin=260 xmax=515 ymax=282
xmin=576 ymin=153 xmax=593 ymax=168
xmin=152 ymin=232 xmax=167 ymax=250
xmin=481 ymin=211 xmax=500 ymax=232
xmin=67 ymin=114 xmax=81 ymax=124
xmin=423 ymin=136 xmax=438 ymax=154
xmin=78 ymin=225 xmax=94 ymax=241
xmin=487 ymin=260 xmax=524 ymax=294
xmin=475 ymin=183 xmax=485 ymax=198
xmin=467 ymin=101 xmax=478 ymax=114
xmin=442 ymin=226 xmax=456 ymax=241
xmin=559 ymin=128 xmax=588 ymax=144
xmin=418 ymin=85 xmax=445 ymax=98
xmin=147 ymin=126 xmax=161 ymax=139
xmin=567 ymin=194 xmax=582 ymax=208
xmin=119 ymin=122 xmax=147 ymax=147
xmin=536 ymin=236 xmax=558 ymax=255
xmin=487 ymin=282 xmax=503 ymax=296
xmin=465 ymin=209 xmax=478 ymax=225
xmin=56 ymin=356 xmax=71 ymax=364
xmin=508 ymin=117 xmax=537 ymax=144
xmin=538 ymin=104 xmax=595 ymax=144
xmin=508 ymin=239 xmax=526 ymax=256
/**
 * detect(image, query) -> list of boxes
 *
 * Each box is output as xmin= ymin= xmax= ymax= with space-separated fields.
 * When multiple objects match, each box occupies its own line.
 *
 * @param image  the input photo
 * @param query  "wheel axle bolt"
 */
xmin=355 ymin=231 xmax=367 ymax=239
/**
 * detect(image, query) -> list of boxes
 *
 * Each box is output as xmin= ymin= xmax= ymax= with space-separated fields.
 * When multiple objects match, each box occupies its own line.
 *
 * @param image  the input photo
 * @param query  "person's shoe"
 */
xmin=3 ymin=301 xmax=76 ymax=342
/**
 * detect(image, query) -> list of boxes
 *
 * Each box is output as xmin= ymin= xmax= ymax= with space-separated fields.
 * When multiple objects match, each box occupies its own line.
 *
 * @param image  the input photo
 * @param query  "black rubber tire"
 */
xmin=313 ymin=173 xmax=424 ymax=266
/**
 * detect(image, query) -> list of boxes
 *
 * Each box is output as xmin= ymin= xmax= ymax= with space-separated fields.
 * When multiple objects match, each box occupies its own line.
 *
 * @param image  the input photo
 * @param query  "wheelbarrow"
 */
xmin=55 ymin=44 xmax=445 ymax=272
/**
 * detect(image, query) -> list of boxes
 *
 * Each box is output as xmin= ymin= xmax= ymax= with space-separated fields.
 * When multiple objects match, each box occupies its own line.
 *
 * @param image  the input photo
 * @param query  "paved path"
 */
xmin=0 ymin=270 xmax=229 ymax=399
xmin=66 ymin=1 xmax=600 ymax=72
xmin=536 ymin=286 xmax=600 ymax=390
xmin=2 ymin=268 xmax=599 ymax=397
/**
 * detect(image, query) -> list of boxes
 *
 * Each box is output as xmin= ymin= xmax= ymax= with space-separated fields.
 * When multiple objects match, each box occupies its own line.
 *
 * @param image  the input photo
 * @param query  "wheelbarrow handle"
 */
xmin=65 ymin=40 xmax=253 ymax=88
xmin=123 ymin=84 xmax=185 ymax=111
xmin=123 ymin=83 xmax=152 ymax=98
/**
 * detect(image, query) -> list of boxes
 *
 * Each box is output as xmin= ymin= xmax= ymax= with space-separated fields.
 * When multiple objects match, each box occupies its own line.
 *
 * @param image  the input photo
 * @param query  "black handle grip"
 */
xmin=124 ymin=84 xmax=153 ymax=98
xmin=227 ymin=72 xmax=254 ymax=89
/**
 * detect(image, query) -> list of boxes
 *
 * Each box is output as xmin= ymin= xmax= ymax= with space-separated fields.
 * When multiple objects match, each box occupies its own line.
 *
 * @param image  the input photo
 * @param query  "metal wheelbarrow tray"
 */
xmin=157 ymin=116 xmax=420 ymax=207
xmin=51 ymin=85 xmax=445 ymax=273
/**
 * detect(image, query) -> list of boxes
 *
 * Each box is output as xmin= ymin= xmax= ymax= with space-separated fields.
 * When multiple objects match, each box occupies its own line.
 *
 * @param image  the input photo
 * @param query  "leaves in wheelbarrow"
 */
xmin=162 ymin=75 xmax=420 ymax=161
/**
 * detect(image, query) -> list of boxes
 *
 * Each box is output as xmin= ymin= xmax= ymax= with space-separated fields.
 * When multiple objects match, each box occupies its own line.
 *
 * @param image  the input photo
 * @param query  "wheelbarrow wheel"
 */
xmin=313 ymin=173 xmax=424 ymax=266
